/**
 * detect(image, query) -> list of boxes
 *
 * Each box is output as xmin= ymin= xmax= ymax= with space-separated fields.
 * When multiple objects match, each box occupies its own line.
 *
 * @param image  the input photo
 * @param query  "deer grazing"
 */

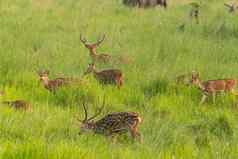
xmin=37 ymin=70 xmax=82 ymax=93
xmin=80 ymin=34 xmax=112 ymax=64
xmin=84 ymin=63 xmax=123 ymax=88
xmin=77 ymin=99 xmax=142 ymax=142
xmin=0 ymin=91 xmax=32 ymax=111
xmin=190 ymin=72 xmax=238 ymax=104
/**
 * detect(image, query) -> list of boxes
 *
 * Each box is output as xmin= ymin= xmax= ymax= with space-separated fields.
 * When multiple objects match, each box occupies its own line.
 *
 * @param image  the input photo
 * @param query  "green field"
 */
xmin=1 ymin=0 xmax=238 ymax=158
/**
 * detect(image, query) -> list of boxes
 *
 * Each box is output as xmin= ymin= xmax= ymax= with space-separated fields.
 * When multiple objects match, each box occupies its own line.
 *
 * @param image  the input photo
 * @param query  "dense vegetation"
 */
xmin=1 ymin=0 xmax=238 ymax=158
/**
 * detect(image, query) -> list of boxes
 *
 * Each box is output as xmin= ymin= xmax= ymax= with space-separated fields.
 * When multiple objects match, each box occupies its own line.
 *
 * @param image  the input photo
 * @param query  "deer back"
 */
xmin=202 ymin=79 xmax=237 ymax=93
xmin=3 ymin=100 xmax=31 ymax=111
xmin=95 ymin=69 xmax=122 ymax=84
xmin=94 ymin=112 xmax=142 ymax=135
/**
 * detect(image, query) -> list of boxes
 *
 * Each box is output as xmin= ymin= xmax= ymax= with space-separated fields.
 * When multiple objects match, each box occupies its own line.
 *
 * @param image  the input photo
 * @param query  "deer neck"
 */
xmin=93 ymin=69 xmax=100 ymax=78
xmin=87 ymin=122 xmax=96 ymax=131
xmin=197 ymin=80 xmax=205 ymax=90
xmin=41 ymin=77 xmax=50 ymax=86
xmin=89 ymin=48 xmax=97 ymax=57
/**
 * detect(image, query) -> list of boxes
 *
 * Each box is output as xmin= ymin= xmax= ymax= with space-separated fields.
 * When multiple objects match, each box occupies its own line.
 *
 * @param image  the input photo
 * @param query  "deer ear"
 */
xmin=191 ymin=70 xmax=199 ymax=78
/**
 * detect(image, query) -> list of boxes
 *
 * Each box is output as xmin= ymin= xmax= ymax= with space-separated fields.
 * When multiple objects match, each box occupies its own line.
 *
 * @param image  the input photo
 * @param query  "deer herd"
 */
xmin=1 ymin=1 xmax=238 ymax=143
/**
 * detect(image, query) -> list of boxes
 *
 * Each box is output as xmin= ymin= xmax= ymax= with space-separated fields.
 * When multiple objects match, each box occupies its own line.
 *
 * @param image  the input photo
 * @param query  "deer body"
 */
xmin=38 ymin=71 xmax=82 ymax=93
xmin=89 ymin=50 xmax=111 ymax=64
xmin=85 ymin=64 xmax=123 ymax=88
xmin=191 ymin=72 xmax=237 ymax=104
xmin=200 ymin=79 xmax=236 ymax=93
xmin=2 ymin=100 xmax=32 ymax=111
xmin=87 ymin=112 xmax=141 ymax=137
xmin=78 ymin=100 xmax=142 ymax=142
xmin=38 ymin=71 xmax=70 ymax=92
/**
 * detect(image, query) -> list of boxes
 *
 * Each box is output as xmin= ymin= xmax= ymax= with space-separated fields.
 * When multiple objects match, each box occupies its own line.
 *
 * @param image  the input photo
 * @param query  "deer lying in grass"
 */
xmin=0 ymin=91 xmax=31 ymax=111
xmin=190 ymin=72 xmax=238 ymax=104
xmin=37 ymin=70 xmax=82 ymax=93
xmin=84 ymin=63 xmax=123 ymax=88
xmin=224 ymin=3 xmax=237 ymax=13
xmin=77 ymin=99 xmax=142 ymax=142
xmin=80 ymin=34 xmax=112 ymax=64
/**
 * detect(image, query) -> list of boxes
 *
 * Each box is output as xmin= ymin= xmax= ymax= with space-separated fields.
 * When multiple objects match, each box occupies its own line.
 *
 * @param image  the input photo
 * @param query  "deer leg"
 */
xmin=212 ymin=93 xmax=216 ymax=104
xmin=110 ymin=134 xmax=119 ymax=144
xmin=129 ymin=127 xmax=142 ymax=143
xmin=200 ymin=94 xmax=207 ymax=105
xmin=116 ymin=78 xmax=122 ymax=89
xmin=231 ymin=89 xmax=238 ymax=96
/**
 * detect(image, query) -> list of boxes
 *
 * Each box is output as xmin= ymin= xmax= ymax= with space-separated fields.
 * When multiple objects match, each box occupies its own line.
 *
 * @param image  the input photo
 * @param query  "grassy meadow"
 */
xmin=1 ymin=0 xmax=238 ymax=158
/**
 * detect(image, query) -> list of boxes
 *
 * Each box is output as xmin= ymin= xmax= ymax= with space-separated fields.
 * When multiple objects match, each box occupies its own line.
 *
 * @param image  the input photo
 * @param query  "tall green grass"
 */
xmin=1 ymin=0 xmax=238 ymax=158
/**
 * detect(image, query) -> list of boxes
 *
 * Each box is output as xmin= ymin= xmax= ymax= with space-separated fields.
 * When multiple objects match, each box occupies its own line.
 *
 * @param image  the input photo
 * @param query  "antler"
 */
xmin=82 ymin=100 xmax=88 ymax=122
xmin=80 ymin=34 xmax=87 ymax=44
xmin=87 ymin=96 xmax=105 ymax=121
xmin=95 ymin=34 xmax=106 ymax=46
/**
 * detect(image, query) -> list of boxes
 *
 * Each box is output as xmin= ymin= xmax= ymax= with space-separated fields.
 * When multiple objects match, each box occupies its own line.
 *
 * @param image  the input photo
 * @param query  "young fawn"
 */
xmin=190 ymin=72 xmax=238 ymax=104
xmin=84 ymin=63 xmax=123 ymax=88
xmin=77 ymin=99 xmax=142 ymax=142
xmin=80 ymin=34 xmax=112 ymax=64
xmin=37 ymin=70 xmax=82 ymax=93
xmin=0 ymin=91 xmax=31 ymax=111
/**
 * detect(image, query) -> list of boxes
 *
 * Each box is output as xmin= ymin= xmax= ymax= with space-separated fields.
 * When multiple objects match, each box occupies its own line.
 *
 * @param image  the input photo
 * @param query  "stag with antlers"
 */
xmin=77 ymin=98 xmax=142 ymax=142
xmin=84 ymin=63 xmax=123 ymax=88
xmin=80 ymin=34 xmax=112 ymax=64
xmin=190 ymin=72 xmax=238 ymax=104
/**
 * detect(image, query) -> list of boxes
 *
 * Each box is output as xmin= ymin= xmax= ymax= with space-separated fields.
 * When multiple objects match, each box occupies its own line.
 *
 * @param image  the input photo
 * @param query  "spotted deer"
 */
xmin=84 ymin=63 xmax=123 ymax=88
xmin=37 ymin=70 xmax=82 ymax=93
xmin=77 ymin=99 xmax=142 ymax=142
xmin=0 ymin=91 xmax=31 ymax=111
xmin=80 ymin=34 xmax=112 ymax=64
xmin=190 ymin=72 xmax=238 ymax=104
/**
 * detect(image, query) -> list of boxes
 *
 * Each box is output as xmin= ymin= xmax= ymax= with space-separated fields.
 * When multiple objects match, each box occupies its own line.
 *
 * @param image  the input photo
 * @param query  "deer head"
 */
xmin=84 ymin=63 xmax=96 ymax=75
xmin=190 ymin=71 xmax=200 ymax=86
xmin=37 ymin=70 xmax=50 ymax=83
xmin=78 ymin=98 xmax=105 ymax=134
xmin=80 ymin=34 xmax=106 ymax=52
